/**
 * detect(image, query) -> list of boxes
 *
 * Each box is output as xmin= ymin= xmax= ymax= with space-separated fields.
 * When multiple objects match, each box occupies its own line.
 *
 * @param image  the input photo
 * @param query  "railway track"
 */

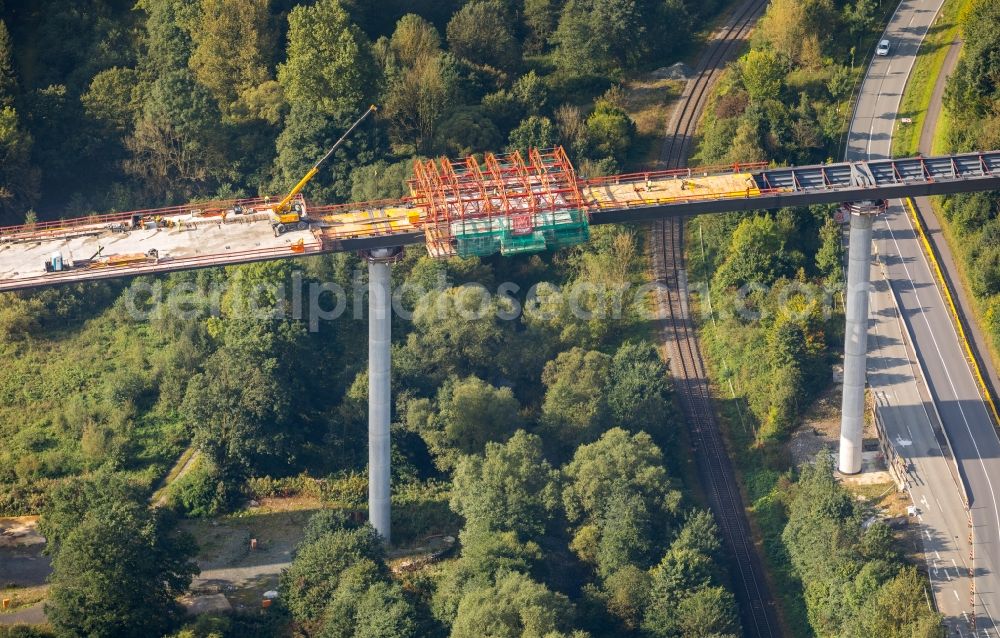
xmin=650 ymin=0 xmax=781 ymax=636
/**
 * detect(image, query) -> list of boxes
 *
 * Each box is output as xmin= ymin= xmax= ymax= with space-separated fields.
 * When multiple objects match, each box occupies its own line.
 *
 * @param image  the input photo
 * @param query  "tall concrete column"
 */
xmin=368 ymin=248 xmax=395 ymax=542
xmin=839 ymin=201 xmax=885 ymax=474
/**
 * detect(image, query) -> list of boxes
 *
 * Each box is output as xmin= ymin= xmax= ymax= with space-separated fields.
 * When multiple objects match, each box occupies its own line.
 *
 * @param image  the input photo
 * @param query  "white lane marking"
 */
xmin=936 ymin=550 xmax=942 ymax=560
xmin=955 ymin=590 xmax=961 ymax=601
xmin=937 ymin=497 xmax=945 ymax=512
xmin=867 ymin=63 xmax=892 ymax=158
xmin=871 ymin=233 xmax=978 ymax=601
xmin=859 ymin=0 xmax=949 ymax=160
xmin=844 ymin=0 xmax=913 ymax=158
xmin=884 ymin=210 xmax=1000 ymax=628
xmin=867 ymin=287 xmax=909 ymax=411
xmin=926 ymin=529 xmax=933 ymax=540
xmin=873 ymin=232 xmax=973 ymax=563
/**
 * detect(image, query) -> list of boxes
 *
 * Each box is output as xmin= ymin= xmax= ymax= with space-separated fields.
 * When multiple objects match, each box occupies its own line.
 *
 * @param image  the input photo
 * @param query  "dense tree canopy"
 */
xmin=422 ymin=375 xmax=522 ymax=464
xmin=540 ymin=348 xmax=612 ymax=451
xmin=42 ymin=475 xmax=199 ymax=638
xmin=450 ymin=571 xmax=583 ymax=638
xmin=450 ymin=430 xmax=562 ymax=538
xmin=280 ymin=524 xmax=385 ymax=624
xmin=275 ymin=0 xmax=380 ymax=200
xmin=446 ymin=0 xmax=521 ymax=75
xmin=780 ymin=457 xmax=942 ymax=636
xmin=187 ymin=0 xmax=275 ymax=121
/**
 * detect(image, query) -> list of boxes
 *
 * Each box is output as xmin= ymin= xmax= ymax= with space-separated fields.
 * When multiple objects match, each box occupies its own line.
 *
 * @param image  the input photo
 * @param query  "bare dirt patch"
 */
xmin=182 ymin=497 xmax=323 ymax=614
xmin=180 ymin=496 xmax=462 ymax=615
xmin=0 ymin=517 xmax=50 ymax=591
xmin=623 ymin=75 xmax=685 ymax=167
xmin=0 ymin=517 xmax=44 ymax=549
xmin=790 ymin=385 xmax=879 ymax=467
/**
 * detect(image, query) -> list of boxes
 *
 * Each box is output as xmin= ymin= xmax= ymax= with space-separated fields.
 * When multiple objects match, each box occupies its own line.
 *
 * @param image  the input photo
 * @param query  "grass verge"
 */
xmin=0 ymin=584 xmax=47 ymax=614
xmin=926 ymin=196 xmax=1000 ymax=409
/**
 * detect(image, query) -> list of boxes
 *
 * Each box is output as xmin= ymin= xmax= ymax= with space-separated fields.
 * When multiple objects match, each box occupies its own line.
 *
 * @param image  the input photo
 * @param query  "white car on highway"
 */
xmin=876 ymin=39 xmax=890 ymax=56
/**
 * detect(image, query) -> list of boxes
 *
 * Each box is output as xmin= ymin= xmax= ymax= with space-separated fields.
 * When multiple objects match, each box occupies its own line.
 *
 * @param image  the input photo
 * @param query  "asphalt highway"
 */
xmin=847 ymin=0 xmax=1000 ymax=634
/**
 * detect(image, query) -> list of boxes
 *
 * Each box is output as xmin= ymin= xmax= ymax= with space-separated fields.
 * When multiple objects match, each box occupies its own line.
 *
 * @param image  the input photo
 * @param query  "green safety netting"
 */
xmin=451 ymin=209 xmax=590 ymax=258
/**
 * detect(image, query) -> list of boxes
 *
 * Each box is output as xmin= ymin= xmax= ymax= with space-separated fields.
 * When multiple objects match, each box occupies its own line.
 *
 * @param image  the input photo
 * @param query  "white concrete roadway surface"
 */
xmin=847 ymin=0 xmax=1000 ymax=634
xmin=0 ymin=214 xmax=320 ymax=291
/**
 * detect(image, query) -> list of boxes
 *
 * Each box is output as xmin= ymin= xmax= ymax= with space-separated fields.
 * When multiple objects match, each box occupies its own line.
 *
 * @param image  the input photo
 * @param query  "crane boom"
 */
xmin=274 ymin=104 xmax=378 ymax=214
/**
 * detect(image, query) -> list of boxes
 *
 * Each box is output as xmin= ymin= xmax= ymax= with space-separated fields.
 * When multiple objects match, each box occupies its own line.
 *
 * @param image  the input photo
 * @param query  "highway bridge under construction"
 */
xmin=2 ymin=147 xmax=999 ymax=292
xmin=4 ymin=146 xmax=1000 ymax=548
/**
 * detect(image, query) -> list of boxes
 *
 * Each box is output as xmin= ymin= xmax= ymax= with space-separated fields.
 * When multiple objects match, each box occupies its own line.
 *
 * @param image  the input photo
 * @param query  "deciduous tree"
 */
xmin=450 ymin=571 xmax=581 ymax=638
xmin=280 ymin=525 xmax=385 ymax=624
xmin=0 ymin=107 xmax=39 ymax=222
xmin=606 ymin=340 xmax=673 ymax=436
xmin=446 ymin=0 xmax=521 ymax=74
xmin=0 ymin=20 xmax=14 ymax=105
xmin=740 ymin=49 xmax=785 ymax=103
xmin=431 ymin=525 xmax=544 ymax=624
xmin=436 ymin=375 xmax=522 ymax=458
xmin=188 ymin=0 xmax=274 ymax=120
xmin=450 ymin=430 xmax=561 ymax=537
xmin=44 ymin=479 xmax=198 ymax=638
xmin=275 ymin=0 xmax=380 ymax=200
xmin=382 ymin=52 xmax=459 ymax=153
xmin=508 ymin=115 xmax=556 ymax=155
xmin=389 ymin=14 xmax=442 ymax=67
xmin=540 ymin=348 xmax=611 ymax=450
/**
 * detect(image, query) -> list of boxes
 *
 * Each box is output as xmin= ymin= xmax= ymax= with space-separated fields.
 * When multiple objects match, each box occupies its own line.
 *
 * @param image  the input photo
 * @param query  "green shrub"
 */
xmin=168 ymin=458 xmax=228 ymax=517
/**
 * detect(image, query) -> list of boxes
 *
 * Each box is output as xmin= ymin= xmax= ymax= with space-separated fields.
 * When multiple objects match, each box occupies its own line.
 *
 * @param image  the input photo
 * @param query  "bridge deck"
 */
xmin=1 ymin=151 xmax=998 ymax=291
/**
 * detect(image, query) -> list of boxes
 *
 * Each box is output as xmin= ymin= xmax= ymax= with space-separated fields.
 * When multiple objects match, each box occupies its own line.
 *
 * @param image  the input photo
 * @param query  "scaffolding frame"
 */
xmin=409 ymin=146 xmax=588 ymax=258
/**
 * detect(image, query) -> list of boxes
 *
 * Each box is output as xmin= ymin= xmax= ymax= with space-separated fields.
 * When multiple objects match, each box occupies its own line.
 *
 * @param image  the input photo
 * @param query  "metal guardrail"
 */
xmin=871 ymin=397 xmax=908 ymax=490
xmin=592 ymin=151 xmax=1000 ymax=224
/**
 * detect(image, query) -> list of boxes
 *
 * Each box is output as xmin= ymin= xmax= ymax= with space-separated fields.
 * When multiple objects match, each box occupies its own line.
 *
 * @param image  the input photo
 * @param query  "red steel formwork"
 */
xmin=409 ymin=147 xmax=587 ymax=257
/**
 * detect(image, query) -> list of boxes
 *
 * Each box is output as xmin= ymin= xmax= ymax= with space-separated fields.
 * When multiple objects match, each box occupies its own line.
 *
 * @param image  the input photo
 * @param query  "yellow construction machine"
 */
xmin=271 ymin=104 xmax=378 ymax=236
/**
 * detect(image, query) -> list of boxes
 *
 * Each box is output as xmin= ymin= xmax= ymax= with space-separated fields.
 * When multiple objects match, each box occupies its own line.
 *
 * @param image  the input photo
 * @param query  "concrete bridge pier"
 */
xmin=366 ymin=247 xmax=400 ymax=542
xmin=839 ymin=200 xmax=887 ymax=474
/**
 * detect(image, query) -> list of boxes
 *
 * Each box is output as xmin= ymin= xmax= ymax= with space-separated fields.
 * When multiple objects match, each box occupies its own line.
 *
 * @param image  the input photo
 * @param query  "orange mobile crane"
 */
xmin=271 ymin=105 xmax=377 ymax=236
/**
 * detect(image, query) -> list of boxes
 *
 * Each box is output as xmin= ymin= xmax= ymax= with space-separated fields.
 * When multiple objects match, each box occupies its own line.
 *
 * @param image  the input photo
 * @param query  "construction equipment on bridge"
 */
xmin=271 ymin=104 xmax=378 ymax=236
xmin=43 ymin=247 xmax=160 ymax=272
